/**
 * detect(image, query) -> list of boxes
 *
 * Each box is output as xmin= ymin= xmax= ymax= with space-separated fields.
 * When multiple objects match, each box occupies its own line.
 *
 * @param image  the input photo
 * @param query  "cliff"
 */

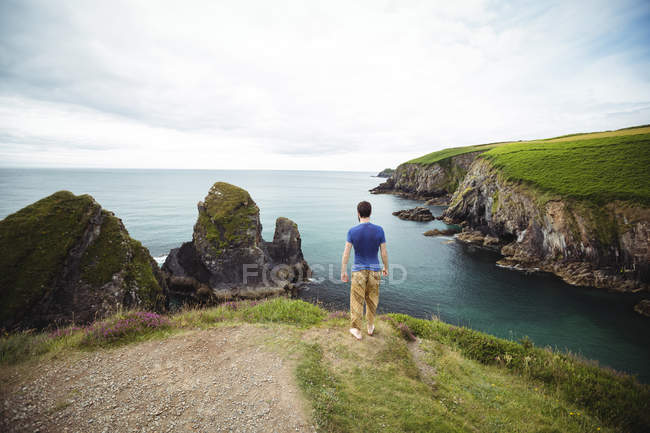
xmin=376 ymin=168 xmax=395 ymax=178
xmin=375 ymin=126 xmax=650 ymax=293
xmin=370 ymin=151 xmax=482 ymax=201
xmin=443 ymin=158 xmax=649 ymax=291
xmin=0 ymin=191 xmax=167 ymax=330
xmin=162 ymin=182 xmax=310 ymax=302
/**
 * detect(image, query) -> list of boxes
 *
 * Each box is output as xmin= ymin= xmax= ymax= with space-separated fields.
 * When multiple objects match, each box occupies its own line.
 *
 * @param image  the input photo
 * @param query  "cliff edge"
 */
xmin=374 ymin=126 xmax=650 ymax=293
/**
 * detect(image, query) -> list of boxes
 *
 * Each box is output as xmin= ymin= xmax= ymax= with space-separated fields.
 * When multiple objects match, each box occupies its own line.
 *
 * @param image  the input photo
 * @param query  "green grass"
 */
xmin=2 ymin=297 xmax=648 ymax=432
xmin=406 ymin=142 xmax=506 ymax=165
xmin=386 ymin=314 xmax=649 ymax=432
xmin=404 ymin=126 xmax=650 ymax=206
xmin=482 ymin=133 xmax=650 ymax=205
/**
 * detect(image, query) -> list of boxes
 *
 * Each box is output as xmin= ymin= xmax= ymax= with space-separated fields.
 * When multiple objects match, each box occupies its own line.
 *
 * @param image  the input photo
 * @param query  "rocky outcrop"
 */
xmin=443 ymin=158 xmax=649 ymax=292
xmin=370 ymin=152 xmax=482 ymax=200
xmin=162 ymin=182 xmax=310 ymax=302
xmin=0 ymin=191 xmax=167 ymax=330
xmin=423 ymin=227 xmax=461 ymax=237
xmin=392 ymin=207 xmax=434 ymax=222
xmin=376 ymin=168 xmax=395 ymax=178
xmin=634 ymin=300 xmax=650 ymax=317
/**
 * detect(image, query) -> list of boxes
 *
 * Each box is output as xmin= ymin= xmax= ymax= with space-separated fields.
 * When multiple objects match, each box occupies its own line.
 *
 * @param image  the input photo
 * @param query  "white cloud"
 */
xmin=1 ymin=0 xmax=649 ymax=170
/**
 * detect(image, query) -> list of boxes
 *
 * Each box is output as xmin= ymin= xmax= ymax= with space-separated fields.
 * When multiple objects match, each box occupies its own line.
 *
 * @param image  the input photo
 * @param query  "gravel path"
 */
xmin=1 ymin=325 xmax=314 ymax=433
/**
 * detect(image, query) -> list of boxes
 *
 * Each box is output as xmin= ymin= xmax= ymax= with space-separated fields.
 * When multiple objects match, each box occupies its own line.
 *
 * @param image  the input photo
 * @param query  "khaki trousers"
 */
xmin=350 ymin=269 xmax=381 ymax=330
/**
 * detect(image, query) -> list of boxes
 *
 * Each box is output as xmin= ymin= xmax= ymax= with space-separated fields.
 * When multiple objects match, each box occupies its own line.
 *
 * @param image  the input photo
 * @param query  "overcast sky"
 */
xmin=1 ymin=0 xmax=649 ymax=171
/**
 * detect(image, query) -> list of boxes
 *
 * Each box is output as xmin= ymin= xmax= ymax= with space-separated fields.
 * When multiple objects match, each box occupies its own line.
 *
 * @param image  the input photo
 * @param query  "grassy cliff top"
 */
xmin=483 ymin=132 xmax=650 ymax=205
xmin=407 ymin=125 xmax=650 ymax=166
xmin=405 ymin=125 xmax=650 ymax=205
xmin=1 ymin=297 xmax=647 ymax=432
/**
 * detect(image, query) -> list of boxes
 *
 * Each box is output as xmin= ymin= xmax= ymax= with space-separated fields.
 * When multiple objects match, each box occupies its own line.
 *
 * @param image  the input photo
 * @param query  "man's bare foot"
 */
xmin=349 ymin=328 xmax=362 ymax=340
xmin=367 ymin=324 xmax=375 ymax=336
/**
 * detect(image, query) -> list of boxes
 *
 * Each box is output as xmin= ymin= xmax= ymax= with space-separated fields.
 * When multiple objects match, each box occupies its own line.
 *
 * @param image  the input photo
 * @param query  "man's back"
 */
xmin=347 ymin=222 xmax=385 ymax=272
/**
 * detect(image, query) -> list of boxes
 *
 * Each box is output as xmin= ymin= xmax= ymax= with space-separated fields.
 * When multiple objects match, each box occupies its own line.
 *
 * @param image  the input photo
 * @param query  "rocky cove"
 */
xmin=371 ymin=143 xmax=650 ymax=299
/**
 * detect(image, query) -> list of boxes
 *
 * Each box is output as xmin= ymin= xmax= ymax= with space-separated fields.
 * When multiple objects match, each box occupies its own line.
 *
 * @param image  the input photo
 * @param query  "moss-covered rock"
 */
xmin=163 ymin=182 xmax=310 ymax=302
xmin=0 ymin=191 xmax=167 ymax=330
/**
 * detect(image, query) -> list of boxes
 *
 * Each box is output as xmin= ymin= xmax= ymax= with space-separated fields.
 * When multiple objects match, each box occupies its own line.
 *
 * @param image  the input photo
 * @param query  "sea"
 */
xmin=1 ymin=168 xmax=648 ymax=382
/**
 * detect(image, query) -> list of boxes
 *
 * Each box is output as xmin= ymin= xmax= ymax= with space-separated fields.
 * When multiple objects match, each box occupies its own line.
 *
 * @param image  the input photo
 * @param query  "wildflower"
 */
xmin=569 ymin=412 xmax=574 ymax=416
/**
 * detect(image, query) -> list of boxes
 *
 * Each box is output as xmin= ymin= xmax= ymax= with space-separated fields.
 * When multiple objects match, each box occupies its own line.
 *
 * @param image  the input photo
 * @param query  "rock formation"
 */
xmin=423 ymin=227 xmax=461 ymax=236
xmin=443 ymin=158 xmax=649 ymax=292
xmin=162 ymin=182 xmax=310 ymax=302
xmin=376 ymin=168 xmax=395 ymax=178
xmin=392 ymin=207 xmax=434 ymax=222
xmin=634 ymin=300 xmax=650 ymax=317
xmin=370 ymin=152 xmax=481 ymax=200
xmin=0 ymin=191 xmax=167 ymax=330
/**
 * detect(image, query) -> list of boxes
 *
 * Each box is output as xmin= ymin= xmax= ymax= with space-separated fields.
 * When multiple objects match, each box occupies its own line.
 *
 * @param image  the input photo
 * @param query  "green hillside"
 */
xmin=406 ymin=125 xmax=650 ymax=206
xmin=483 ymin=133 xmax=650 ymax=205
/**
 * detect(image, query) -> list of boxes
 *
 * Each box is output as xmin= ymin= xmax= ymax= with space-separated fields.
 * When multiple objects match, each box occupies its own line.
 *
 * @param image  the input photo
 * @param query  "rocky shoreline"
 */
xmin=373 ymin=154 xmax=649 ymax=295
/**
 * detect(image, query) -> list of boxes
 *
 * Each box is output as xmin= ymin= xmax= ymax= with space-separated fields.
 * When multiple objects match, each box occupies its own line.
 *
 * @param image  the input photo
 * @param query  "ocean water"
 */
xmin=1 ymin=168 xmax=649 ymax=382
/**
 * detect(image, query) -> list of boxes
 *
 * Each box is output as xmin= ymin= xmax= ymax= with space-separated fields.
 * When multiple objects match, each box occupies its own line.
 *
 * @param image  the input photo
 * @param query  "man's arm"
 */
xmin=380 ymin=243 xmax=389 ymax=277
xmin=341 ymin=241 xmax=352 ymax=282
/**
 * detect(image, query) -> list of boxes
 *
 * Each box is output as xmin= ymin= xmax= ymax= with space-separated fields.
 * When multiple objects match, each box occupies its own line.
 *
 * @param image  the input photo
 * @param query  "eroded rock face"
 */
xmin=392 ymin=207 xmax=435 ymax=222
xmin=443 ymin=158 xmax=650 ymax=292
xmin=0 ymin=191 xmax=167 ymax=330
xmin=370 ymin=152 xmax=482 ymax=200
xmin=162 ymin=182 xmax=311 ymax=302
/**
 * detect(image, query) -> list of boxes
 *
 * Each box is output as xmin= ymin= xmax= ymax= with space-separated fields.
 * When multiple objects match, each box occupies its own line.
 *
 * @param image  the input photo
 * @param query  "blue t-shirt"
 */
xmin=347 ymin=222 xmax=386 ymax=272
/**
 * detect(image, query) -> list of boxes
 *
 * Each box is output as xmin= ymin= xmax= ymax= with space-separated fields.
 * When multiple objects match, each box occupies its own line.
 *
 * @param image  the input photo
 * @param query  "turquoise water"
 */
xmin=1 ymin=168 xmax=648 ymax=381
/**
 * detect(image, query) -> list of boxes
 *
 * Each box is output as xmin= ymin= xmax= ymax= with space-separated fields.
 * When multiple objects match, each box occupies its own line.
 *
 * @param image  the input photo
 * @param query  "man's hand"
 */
xmin=382 ymin=268 xmax=389 ymax=277
xmin=341 ymin=271 xmax=349 ymax=283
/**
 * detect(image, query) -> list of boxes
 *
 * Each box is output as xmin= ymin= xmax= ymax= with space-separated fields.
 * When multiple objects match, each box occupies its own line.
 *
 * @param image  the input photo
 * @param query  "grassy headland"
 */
xmin=405 ymin=125 xmax=650 ymax=206
xmin=2 ymin=297 xmax=647 ymax=432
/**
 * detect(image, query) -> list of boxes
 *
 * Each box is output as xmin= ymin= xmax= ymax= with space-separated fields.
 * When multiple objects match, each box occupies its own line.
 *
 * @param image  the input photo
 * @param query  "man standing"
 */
xmin=341 ymin=201 xmax=389 ymax=340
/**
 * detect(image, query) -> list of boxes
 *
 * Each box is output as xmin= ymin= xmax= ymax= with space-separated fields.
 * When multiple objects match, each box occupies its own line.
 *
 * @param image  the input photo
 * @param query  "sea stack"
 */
xmin=162 ymin=182 xmax=310 ymax=301
xmin=0 ymin=191 xmax=168 ymax=330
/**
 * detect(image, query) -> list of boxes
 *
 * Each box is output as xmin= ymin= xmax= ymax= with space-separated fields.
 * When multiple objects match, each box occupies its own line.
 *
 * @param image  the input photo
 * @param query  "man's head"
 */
xmin=357 ymin=201 xmax=372 ymax=219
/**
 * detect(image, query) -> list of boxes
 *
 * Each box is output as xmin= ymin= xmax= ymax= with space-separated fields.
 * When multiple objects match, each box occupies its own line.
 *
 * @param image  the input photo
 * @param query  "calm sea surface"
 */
xmin=1 ymin=168 xmax=648 ymax=381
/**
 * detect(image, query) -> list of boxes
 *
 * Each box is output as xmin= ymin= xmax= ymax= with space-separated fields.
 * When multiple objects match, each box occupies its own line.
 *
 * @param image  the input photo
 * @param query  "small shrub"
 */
xmin=81 ymin=311 xmax=171 ymax=346
xmin=327 ymin=310 xmax=348 ymax=320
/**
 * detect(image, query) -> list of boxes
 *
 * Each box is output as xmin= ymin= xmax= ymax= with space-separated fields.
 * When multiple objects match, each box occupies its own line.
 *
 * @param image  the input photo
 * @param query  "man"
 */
xmin=341 ymin=201 xmax=389 ymax=340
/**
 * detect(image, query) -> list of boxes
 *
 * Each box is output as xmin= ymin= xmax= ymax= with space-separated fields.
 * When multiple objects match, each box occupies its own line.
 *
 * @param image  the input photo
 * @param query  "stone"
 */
xmin=0 ymin=191 xmax=167 ymax=330
xmin=633 ymin=300 xmax=650 ymax=317
xmin=392 ymin=207 xmax=434 ymax=222
xmin=423 ymin=227 xmax=460 ymax=236
xmin=162 ymin=182 xmax=310 ymax=302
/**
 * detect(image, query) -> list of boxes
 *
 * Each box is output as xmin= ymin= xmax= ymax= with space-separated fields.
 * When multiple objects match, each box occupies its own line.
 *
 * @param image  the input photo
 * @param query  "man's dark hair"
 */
xmin=357 ymin=201 xmax=372 ymax=218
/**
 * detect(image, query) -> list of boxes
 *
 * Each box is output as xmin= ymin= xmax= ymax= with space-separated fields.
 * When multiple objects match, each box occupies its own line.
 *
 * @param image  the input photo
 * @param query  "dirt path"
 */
xmin=1 ymin=325 xmax=314 ymax=433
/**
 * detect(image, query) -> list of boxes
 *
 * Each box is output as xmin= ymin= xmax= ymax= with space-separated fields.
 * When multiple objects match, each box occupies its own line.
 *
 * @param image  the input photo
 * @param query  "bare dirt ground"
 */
xmin=1 ymin=324 xmax=315 ymax=433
